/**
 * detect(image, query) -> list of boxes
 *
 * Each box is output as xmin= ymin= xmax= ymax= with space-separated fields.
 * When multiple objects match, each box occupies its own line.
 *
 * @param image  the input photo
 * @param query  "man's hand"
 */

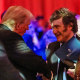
xmin=36 ymin=71 xmax=53 ymax=80
xmin=36 ymin=73 xmax=50 ymax=80
xmin=67 ymin=69 xmax=75 ymax=78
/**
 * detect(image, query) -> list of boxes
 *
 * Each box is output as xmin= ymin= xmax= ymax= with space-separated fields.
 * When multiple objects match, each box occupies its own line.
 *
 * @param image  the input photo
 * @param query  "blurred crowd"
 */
xmin=22 ymin=16 xmax=57 ymax=60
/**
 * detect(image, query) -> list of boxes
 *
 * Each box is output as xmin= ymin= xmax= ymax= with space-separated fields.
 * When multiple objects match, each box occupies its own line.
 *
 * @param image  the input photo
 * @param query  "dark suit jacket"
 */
xmin=0 ymin=24 xmax=51 ymax=80
xmin=47 ymin=36 xmax=80 ymax=80
xmin=0 ymin=41 xmax=24 ymax=80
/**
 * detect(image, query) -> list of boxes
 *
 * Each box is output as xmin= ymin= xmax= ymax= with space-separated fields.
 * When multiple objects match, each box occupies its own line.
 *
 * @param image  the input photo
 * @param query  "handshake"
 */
xmin=36 ymin=71 xmax=53 ymax=80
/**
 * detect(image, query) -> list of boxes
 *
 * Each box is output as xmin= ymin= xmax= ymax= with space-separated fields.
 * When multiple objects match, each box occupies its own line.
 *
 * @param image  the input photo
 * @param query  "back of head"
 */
xmin=50 ymin=8 xmax=78 ymax=33
xmin=2 ymin=6 xmax=35 ymax=28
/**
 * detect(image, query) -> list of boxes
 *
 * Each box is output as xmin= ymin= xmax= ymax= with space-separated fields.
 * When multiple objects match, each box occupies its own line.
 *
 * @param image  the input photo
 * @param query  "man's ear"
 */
xmin=15 ymin=23 xmax=20 ymax=30
xmin=69 ymin=23 xmax=73 ymax=27
xmin=68 ymin=23 xmax=73 ymax=30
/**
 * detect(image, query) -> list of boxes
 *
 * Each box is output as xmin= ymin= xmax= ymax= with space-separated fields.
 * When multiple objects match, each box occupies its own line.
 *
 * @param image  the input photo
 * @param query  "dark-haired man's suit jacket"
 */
xmin=47 ymin=36 xmax=80 ymax=80
xmin=0 ymin=24 xmax=51 ymax=80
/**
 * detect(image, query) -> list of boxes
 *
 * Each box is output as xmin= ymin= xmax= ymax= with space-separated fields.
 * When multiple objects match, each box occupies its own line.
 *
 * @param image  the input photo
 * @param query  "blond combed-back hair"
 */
xmin=2 ymin=6 xmax=35 ymax=28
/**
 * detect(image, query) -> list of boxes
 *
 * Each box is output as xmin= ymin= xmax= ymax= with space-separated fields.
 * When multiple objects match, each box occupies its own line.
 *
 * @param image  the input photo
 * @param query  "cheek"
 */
xmin=26 ymin=25 xmax=29 ymax=30
xmin=60 ymin=28 xmax=67 ymax=35
xmin=25 ymin=22 xmax=30 ymax=30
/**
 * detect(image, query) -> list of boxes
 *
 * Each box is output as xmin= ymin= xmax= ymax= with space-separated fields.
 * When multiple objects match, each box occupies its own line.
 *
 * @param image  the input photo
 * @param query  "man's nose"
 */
xmin=53 ymin=28 xmax=57 ymax=34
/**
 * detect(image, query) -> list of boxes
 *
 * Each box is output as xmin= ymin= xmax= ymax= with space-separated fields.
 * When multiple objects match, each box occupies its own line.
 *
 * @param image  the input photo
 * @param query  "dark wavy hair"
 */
xmin=50 ymin=8 xmax=78 ymax=33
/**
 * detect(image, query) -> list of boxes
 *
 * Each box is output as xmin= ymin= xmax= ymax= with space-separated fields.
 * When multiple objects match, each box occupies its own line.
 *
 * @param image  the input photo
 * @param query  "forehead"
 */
xmin=51 ymin=18 xmax=63 ymax=26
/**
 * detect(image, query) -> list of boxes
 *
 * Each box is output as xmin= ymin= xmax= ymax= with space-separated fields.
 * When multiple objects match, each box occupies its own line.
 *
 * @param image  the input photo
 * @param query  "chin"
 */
xmin=57 ymin=38 xmax=63 ymax=42
xmin=57 ymin=40 xmax=61 ymax=42
xmin=57 ymin=36 xmax=63 ymax=42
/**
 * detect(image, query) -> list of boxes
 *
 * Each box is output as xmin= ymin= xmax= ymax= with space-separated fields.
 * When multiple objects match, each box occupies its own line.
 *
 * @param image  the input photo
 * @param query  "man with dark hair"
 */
xmin=46 ymin=8 xmax=80 ymax=80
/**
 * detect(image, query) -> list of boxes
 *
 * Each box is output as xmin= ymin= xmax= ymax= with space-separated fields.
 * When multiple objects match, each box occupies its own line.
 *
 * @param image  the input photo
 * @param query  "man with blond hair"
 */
xmin=0 ymin=6 xmax=51 ymax=80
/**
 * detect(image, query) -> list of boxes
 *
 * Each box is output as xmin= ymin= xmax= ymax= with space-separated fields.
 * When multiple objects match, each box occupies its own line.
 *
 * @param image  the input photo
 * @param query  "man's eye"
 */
xmin=52 ymin=26 xmax=59 ymax=29
xmin=56 ymin=26 xmax=59 ymax=28
xmin=55 ymin=25 xmax=60 ymax=28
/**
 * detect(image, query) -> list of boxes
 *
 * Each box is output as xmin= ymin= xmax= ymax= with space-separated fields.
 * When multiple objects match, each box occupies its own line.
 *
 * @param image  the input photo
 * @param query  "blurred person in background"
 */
xmin=23 ymin=16 xmax=57 ymax=61
xmin=23 ymin=16 xmax=47 ymax=60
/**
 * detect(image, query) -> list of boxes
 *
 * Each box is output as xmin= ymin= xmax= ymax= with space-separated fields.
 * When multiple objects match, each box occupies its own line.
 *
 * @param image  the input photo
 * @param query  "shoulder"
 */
xmin=46 ymin=41 xmax=60 ymax=59
xmin=48 ymin=41 xmax=60 ymax=50
xmin=0 ymin=30 xmax=23 ymax=41
xmin=76 ymin=35 xmax=80 ymax=40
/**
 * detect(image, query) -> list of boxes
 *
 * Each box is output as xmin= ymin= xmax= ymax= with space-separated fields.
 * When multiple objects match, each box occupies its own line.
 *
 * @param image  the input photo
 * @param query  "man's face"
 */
xmin=51 ymin=18 xmax=72 ymax=42
xmin=14 ymin=20 xmax=30 ymax=36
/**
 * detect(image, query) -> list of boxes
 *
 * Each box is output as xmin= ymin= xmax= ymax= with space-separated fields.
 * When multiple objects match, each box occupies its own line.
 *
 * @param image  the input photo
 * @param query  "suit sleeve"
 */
xmin=6 ymin=33 xmax=51 ymax=79
xmin=0 ymin=41 xmax=24 ymax=80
